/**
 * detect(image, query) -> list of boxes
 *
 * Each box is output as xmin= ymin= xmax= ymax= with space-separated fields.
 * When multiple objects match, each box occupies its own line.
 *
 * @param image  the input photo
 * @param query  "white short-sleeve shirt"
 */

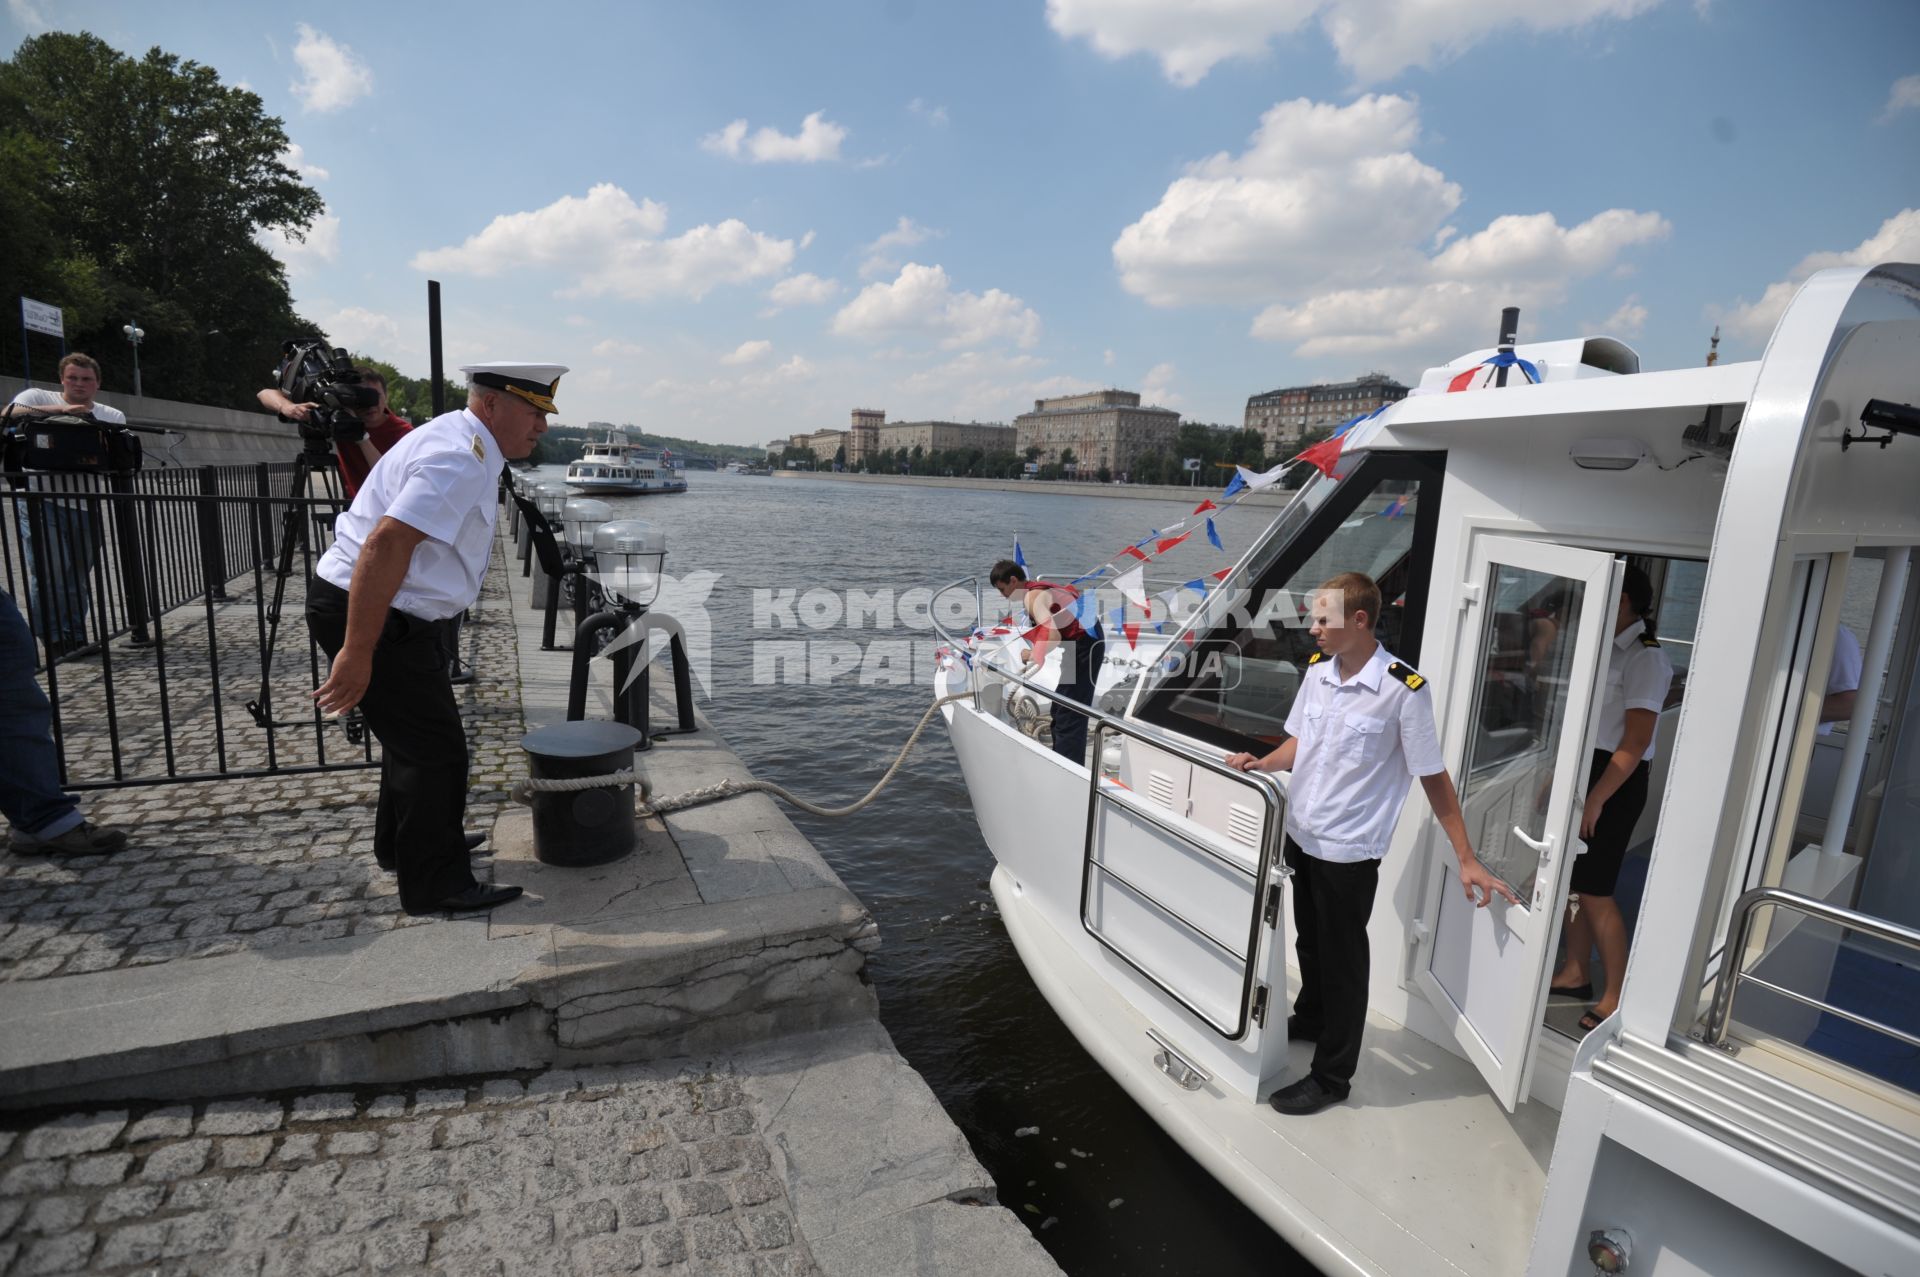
xmin=1282 ymin=644 xmax=1446 ymax=863
xmin=1818 ymin=625 xmax=1863 ymax=737
xmin=316 ymin=408 xmax=504 ymax=620
xmin=8 ymin=390 xmax=128 ymax=505
xmin=1592 ymin=620 xmax=1674 ymax=761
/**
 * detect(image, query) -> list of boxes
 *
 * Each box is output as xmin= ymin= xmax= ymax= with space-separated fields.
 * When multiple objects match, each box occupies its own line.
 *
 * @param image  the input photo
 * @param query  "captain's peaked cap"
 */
xmin=461 ymin=362 xmax=568 ymax=413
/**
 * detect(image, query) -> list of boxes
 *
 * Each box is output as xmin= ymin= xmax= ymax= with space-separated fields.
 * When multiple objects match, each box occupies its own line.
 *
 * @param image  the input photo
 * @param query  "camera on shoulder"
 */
xmin=275 ymin=339 xmax=382 ymax=447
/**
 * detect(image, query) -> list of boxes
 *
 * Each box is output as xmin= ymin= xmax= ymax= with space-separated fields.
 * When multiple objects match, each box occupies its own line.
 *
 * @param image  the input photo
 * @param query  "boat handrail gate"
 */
xmin=3 ymin=465 xmax=379 ymax=789
xmin=932 ymin=574 xmax=1291 ymax=1043
xmin=1700 ymin=886 xmax=1920 ymax=1054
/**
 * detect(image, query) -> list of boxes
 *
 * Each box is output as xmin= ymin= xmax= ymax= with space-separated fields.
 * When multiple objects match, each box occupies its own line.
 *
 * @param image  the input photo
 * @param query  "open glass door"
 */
xmin=1414 ymin=537 xmax=1620 ymax=1109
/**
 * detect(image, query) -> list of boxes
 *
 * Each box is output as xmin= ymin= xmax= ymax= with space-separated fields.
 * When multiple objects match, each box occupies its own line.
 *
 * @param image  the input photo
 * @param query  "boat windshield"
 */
xmin=1135 ymin=449 xmax=1444 ymax=751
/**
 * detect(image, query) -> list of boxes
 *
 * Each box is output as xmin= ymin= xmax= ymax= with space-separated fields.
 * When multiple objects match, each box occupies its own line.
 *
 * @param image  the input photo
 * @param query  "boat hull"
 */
xmin=561 ymin=480 xmax=688 ymax=495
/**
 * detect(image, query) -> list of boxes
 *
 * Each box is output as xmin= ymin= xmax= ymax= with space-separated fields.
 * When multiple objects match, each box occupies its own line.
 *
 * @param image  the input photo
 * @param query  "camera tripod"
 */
xmin=243 ymin=440 xmax=367 ymax=744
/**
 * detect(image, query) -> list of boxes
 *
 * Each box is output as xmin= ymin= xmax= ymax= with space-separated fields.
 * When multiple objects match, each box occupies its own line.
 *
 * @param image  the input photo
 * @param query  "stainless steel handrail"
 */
xmin=931 ymin=576 xmax=1290 ymax=1041
xmin=1701 ymin=886 xmax=1920 ymax=1050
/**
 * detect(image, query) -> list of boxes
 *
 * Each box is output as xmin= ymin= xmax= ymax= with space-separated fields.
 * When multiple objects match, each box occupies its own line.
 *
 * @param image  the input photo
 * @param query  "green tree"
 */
xmin=0 ymin=32 xmax=324 ymax=407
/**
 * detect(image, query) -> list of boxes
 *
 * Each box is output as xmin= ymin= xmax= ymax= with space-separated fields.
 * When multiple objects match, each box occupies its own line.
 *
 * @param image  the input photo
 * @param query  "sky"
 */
xmin=7 ymin=0 xmax=1917 ymax=445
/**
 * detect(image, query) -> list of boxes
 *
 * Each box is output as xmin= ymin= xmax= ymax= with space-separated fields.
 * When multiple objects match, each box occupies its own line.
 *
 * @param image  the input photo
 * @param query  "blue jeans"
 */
xmin=14 ymin=499 xmax=101 ymax=645
xmin=0 ymin=589 xmax=82 ymax=839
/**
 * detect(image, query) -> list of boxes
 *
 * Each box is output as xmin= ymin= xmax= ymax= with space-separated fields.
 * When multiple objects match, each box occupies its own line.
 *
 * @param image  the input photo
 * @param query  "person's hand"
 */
xmin=1458 ymin=857 xmax=1521 ymax=908
xmin=1019 ymin=647 xmax=1036 ymax=667
xmin=1224 ymin=752 xmax=1261 ymax=772
xmin=281 ymin=401 xmax=318 ymax=423
xmin=313 ymin=648 xmax=373 ymax=716
xmin=1580 ymin=793 xmax=1604 ymax=839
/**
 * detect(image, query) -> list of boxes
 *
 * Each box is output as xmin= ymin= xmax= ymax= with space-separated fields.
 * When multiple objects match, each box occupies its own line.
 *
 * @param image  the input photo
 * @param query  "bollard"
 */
xmin=520 ymin=720 xmax=645 ymax=866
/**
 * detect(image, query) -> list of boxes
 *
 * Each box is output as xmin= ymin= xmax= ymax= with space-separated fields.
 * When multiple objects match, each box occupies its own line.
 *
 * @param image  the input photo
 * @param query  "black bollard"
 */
xmin=520 ymin=719 xmax=645 ymax=866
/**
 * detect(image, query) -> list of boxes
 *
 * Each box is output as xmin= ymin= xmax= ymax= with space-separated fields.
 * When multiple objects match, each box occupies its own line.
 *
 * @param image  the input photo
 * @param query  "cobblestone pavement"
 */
xmin=0 ymin=540 xmax=531 ymax=983
xmin=0 ymin=1061 xmax=818 ymax=1276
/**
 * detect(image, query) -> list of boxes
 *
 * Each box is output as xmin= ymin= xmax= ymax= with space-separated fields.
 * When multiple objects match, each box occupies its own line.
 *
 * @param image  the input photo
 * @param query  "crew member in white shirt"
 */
xmin=1228 ymin=571 xmax=1517 ymax=1116
xmin=1550 ymin=564 xmax=1675 ymax=1032
xmin=6 ymin=353 xmax=127 ymax=659
xmin=307 ymin=362 xmax=560 ymax=915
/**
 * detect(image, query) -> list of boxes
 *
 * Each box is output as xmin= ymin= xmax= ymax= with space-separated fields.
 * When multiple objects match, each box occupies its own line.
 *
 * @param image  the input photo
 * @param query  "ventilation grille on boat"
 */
xmin=1147 ymin=772 xmax=1177 ymax=809
xmin=1227 ymin=804 xmax=1262 ymax=848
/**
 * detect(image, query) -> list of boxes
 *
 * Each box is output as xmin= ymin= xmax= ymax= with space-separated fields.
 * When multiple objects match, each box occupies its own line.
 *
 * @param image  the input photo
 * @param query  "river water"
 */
xmin=525 ymin=467 xmax=1302 ymax=1275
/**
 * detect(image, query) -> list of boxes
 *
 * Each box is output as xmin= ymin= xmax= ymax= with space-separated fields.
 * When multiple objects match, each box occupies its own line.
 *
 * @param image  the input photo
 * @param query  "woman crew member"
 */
xmin=1551 ymin=564 xmax=1674 ymax=1032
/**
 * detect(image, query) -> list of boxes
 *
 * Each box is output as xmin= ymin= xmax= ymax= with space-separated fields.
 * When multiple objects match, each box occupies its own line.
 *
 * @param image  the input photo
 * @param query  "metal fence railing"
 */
xmin=3 ymin=465 xmax=379 ymax=789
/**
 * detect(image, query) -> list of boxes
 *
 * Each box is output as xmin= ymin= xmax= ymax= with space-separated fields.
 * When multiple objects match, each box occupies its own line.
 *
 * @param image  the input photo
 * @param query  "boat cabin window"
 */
xmin=1137 ymin=451 xmax=1445 ymax=753
xmin=1703 ymin=549 xmax=1920 ymax=1098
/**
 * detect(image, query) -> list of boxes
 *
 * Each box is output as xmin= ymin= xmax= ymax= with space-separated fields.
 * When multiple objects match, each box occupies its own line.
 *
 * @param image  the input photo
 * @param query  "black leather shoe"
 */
xmin=412 ymin=883 xmax=522 ymax=915
xmin=1268 ymin=1075 xmax=1347 ymax=1116
xmin=463 ymin=831 xmax=486 ymax=852
xmin=1286 ymin=1015 xmax=1318 ymax=1042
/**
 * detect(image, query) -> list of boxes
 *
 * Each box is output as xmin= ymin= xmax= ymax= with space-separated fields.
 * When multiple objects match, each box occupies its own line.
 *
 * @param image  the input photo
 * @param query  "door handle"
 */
xmin=1512 ymin=826 xmax=1555 ymax=854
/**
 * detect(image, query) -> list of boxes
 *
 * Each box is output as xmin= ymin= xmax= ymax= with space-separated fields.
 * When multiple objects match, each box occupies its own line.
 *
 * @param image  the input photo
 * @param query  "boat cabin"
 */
xmin=936 ymin=264 xmax=1920 ymax=1274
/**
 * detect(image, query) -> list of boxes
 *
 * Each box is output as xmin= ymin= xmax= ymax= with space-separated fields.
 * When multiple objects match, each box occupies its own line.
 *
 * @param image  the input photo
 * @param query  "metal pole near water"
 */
xmin=428 ymin=281 xmax=445 ymax=419
xmin=1495 ymin=307 xmax=1520 ymax=388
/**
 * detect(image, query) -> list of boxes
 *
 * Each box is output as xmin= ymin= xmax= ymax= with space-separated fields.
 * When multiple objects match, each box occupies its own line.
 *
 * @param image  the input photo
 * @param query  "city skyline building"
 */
xmin=1243 ymin=373 xmax=1409 ymax=450
xmin=1015 ymin=389 xmax=1181 ymax=480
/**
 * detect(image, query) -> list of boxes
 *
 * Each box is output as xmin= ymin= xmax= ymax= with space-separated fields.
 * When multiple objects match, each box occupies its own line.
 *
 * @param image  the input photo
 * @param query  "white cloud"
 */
xmin=766 ymin=273 xmax=841 ymax=308
xmin=1880 ymin=74 xmax=1920 ymax=124
xmin=701 ymin=111 xmax=847 ymax=163
xmin=281 ymin=142 xmax=328 ymax=182
xmin=1047 ymin=0 xmax=1662 ymax=87
xmin=1103 ymin=348 xmax=1116 ymax=366
xmin=908 ymin=98 xmax=950 ymax=126
xmin=592 ymin=338 xmax=647 ymax=359
xmin=1598 ymin=295 xmax=1647 ymax=338
xmin=257 ymin=213 xmax=341 ymax=272
xmin=411 ymin=183 xmax=795 ymax=302
xmin=1141 ymin=361 xmax=1179 ymax=407
xmin=720 ymin=339 xmax=773 ymax=366
xmin=896 ymin=351 xmax=1086 ymax=421
xmin=1717 ymin=209 xmax=1920 ymax=341
xmin=290 ymin=25 xmax=373 ymax=113
xmin=8 ymin=0 xmax=49 ymax=34
xmin=833 ymin=263 xmax=1042 ymax=350
xmin=861 ymin=216 xmax=942 ymax=280
xmin=1113 ymin=94 xmax=1668 ymax=361
xmin=322 ymin=306 xmax=403 ymax=355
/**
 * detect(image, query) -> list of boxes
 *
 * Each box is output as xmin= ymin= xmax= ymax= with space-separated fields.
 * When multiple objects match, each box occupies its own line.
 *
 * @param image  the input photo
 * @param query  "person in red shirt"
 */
xmin=257 ymin=368 xmax=411 ymax=497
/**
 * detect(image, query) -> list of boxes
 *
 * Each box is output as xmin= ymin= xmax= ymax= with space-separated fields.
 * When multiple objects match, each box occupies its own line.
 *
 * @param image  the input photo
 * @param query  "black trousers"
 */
xmin=306 ymin=578 xmax=475 ymax=913
xmin=1049 ymin=633 xmax=1106 ymax=763
xmin=1285 ymin=838 xmax=1381 ymax=1094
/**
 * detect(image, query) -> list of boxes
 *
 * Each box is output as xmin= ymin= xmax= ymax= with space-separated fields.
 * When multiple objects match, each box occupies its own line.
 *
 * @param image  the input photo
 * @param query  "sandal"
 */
xmin=1550 ymin=982 xmax=1593 ymax=1000
xmin=1577 ymin=1011 xmax=1606 ymax=1034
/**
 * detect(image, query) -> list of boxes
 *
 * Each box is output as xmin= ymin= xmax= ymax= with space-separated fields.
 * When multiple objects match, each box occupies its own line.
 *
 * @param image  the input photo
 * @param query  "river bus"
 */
xmin=932 ymin=264 xmax=1920 ymax=1275
xmin=564 ymin=430 xmax=688 ymax=496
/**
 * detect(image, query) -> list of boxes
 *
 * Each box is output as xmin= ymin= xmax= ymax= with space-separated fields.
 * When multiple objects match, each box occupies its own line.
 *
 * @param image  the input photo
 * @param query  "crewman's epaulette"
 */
xmin=1387 ymin=661 xmax=1426 ymax=691
xmin=1638 ymin=633 xmax=1660 ymax=648
xmin=470 ymin=433 xmax=487 ymax=462
xmin=1306 ymin=651 xmax=1327 ymax=666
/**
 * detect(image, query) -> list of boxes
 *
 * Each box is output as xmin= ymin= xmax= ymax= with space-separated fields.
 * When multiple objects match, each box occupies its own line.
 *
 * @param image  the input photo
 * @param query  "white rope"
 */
xmin=508 ymin=692 xmax=975 ymax=820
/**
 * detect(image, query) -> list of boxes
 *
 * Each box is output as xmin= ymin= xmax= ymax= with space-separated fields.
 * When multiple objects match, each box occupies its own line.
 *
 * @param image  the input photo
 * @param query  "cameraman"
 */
xmin=6 ymin=353 xmax=124 ymax=660
xmin=258 ymin=367 xmax=411 ymax=497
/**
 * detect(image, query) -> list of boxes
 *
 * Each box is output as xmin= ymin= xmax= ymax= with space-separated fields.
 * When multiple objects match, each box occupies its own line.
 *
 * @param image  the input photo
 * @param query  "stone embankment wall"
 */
xmin=1 ymin=375 xmax=295 ymax=468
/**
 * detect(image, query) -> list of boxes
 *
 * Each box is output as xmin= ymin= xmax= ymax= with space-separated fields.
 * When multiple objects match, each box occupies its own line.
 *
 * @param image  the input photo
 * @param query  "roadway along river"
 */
xmin=526 ymin=467 xmax=1306 ymax=1275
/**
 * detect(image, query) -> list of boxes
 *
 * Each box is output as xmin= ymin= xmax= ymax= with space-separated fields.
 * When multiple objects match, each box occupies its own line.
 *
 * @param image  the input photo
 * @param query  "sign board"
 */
xmin=20 ymin=297 xmax=63 ymax=338
xmin=1183 ymin=457 xmax=1202 ymax=471
xmin=1023 ymin=462 xmax=1039 ymax=474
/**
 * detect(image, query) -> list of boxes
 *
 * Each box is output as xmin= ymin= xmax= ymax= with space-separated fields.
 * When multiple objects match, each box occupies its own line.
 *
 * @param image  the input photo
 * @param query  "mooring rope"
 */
xmin=509 ymin=692 xmax=976 ymax=819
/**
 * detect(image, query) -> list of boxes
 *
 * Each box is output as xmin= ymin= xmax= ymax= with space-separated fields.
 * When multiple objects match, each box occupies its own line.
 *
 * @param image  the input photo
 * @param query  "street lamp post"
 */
xmin=122 ymin=321 xmax=145 ymax=397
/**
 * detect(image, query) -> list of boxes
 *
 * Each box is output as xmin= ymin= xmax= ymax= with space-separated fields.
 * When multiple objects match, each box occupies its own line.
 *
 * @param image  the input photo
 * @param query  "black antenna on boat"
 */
xmin=1495 ymin=307 xmax=1520 ymax=387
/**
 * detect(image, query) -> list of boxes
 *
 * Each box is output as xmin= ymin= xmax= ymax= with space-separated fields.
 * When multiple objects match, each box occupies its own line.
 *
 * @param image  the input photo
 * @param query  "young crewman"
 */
xmin=1227 ymin=571 xmax=1518 ymax=1115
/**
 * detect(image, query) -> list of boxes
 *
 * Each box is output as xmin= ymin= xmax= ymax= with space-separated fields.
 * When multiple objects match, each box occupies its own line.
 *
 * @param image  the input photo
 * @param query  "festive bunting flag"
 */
xmin=1212 ymin=568 xmax=1231 ymax=581
xmin=1119 ymin=544 xmax=1149 ymax=562
xmin=1294 ymin=432 xmax=1345 ymax=479
xmin=1378 ymin=493 xmax=1410 ymax=519
xmin=1156 ymin=531 xmax=1192 ymax=554
xmin=1183 ymin=578 xmax=1207 ymax=595
xmin=1021 ymin=622 xmax=1048 ymax=643
xmin=1181 ymin=631 xmax=1196 ymax=648
xmin=1122 ymin=622 xmax=1139 ymax=649
xmin=1114 ymin=566 xmax=1147 ymax=608
xmin=1206 ymin=518 xmax=1224 ymax=551
xmin=1108 ymin=606 xmax=1124 ymax=636
xmin=1069 ymin=567 xmax=1108 ymax=586
xmin=1192 ymin=498 xmax=1218 ymax=515
xmin=1013 ymin=536 xmax=1025 ymax=570
xmin=1447 ymin=350 xmax=1541 ymax=393
xmin=1228 ymin=461 xmax=1288 ymax=496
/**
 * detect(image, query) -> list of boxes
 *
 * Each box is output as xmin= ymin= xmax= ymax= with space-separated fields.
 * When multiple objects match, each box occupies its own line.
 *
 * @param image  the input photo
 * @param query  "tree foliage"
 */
xmin=0 ymin=32 xmax=323 ymax=408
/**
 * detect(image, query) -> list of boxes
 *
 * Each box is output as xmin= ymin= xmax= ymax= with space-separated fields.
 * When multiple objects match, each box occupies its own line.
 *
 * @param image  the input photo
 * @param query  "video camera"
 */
xmin=0 ymin=407 xmax=146 ymax=476
xmin=274 ymin=339 xmax=383 ymax=449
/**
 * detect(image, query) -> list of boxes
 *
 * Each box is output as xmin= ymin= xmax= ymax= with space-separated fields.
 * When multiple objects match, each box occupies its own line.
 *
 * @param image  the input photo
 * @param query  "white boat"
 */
xmin=932 ymin=264 xmax=1920 ymax=1275
xmin=564 ymin=431 xmax=688 ymax=495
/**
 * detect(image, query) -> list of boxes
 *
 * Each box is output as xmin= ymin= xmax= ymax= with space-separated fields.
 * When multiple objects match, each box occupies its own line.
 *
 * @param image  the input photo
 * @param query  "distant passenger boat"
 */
xmin=564 ymin=431 xmax=688 ymax=495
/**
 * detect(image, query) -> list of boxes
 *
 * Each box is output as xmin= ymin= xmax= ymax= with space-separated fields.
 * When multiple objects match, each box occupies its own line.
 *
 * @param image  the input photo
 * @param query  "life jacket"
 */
xmin=1024 ymin=580 xmax=1091 ymax=641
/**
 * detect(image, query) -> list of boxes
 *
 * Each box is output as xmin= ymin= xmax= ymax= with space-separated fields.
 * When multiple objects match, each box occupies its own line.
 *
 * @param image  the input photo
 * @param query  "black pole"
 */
xmin=1495 ymin=307 xmax=1520 ymax=388
xmin=428 ymin=280 xmax=445 ymax=418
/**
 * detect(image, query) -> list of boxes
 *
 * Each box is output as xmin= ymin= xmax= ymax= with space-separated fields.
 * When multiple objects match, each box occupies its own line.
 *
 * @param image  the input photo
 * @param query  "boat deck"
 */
xmin=996 ymin=866 xmax=1557 ymax=1277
